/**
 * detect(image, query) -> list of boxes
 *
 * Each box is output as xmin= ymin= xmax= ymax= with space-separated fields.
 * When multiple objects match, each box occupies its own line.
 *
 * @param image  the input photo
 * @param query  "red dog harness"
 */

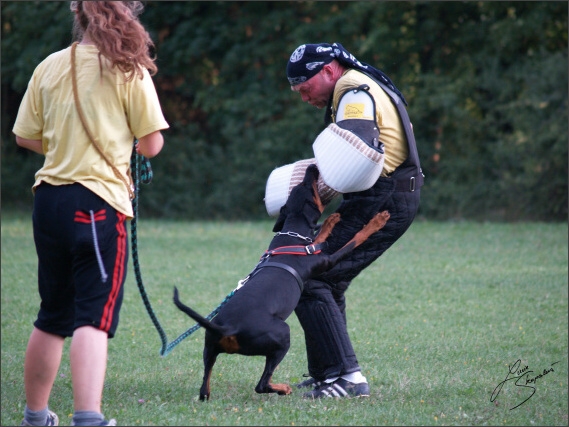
xmin=263 ymin=242 xmax=326 ymax=257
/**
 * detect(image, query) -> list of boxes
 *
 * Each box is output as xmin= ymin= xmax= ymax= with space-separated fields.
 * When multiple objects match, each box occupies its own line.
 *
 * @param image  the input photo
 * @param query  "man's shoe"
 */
xmin=295 ymin=376 xmax=320 ymax=389
xmin=21 ymin=410 xmax=59 ymax=426
xmin=302 ymin=378 xmax=370 ymax=399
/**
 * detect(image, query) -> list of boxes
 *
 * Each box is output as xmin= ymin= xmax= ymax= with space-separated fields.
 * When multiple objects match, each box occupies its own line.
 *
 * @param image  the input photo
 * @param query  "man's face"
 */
xmin=291 ymin=69 xmax=334 ymax=109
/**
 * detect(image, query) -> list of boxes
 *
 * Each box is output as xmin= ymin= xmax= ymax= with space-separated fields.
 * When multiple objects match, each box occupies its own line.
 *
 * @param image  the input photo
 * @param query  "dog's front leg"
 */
xmin=312 ymin=213 xmax=341 ymax=244
xmin=329 ymin=210 xmax=391 ymax=264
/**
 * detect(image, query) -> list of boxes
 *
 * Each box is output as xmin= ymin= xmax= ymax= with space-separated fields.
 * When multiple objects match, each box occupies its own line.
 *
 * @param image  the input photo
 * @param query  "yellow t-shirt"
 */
xmin=332 ymin=69 xmax=408 ymax=175
xmin=13 ymin=44 xmax=169 ymax=218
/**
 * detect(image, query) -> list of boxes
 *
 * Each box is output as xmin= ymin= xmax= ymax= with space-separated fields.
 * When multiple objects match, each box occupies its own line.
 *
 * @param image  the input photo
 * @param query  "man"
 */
xmin=286 ymin=43 xmax=423 ymax=399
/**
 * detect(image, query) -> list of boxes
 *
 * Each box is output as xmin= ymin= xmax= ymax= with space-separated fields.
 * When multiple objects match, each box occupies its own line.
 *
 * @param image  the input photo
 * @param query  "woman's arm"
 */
xmin=16 ymin=136 xmax=43 ymax=154
xmin=136 ymin=130 xmax=164 ymax=158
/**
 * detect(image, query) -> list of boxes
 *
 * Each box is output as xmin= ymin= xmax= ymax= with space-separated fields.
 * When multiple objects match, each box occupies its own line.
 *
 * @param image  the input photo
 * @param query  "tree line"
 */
xmin=2 ymin=1 xmax=567 ymax=221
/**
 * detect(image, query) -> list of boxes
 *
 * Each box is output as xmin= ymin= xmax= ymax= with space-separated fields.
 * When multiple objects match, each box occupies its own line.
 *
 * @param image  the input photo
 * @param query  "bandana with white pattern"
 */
xmin=286 ymin=42 xmax=407 ymax=105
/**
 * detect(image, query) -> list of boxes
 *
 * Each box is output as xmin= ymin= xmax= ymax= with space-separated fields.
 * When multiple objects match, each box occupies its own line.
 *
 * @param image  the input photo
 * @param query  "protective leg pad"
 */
xmin=294 ymin=280 xmax=360 ymax=380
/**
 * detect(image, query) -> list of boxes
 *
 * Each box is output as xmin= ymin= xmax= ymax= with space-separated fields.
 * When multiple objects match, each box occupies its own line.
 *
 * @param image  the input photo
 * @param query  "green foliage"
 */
xmin=409 ymin=1 xmax=568 ymax=220
xmin=1 ymin=2 xmax=73 ymax=92
xmin=2 ymin=216 xmax=567 ymax=425
xmin=1 ymin=1 xmax=567 ymax=221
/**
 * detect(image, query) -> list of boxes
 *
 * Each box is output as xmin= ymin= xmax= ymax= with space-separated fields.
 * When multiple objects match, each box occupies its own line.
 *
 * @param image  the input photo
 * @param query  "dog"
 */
xmin=173 ymin=164 xmax=390 ymax=401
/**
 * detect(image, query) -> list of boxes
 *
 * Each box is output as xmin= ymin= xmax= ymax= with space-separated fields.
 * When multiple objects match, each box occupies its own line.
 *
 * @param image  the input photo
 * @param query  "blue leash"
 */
xmin=130 ymin=146 xmax=237 ymax=356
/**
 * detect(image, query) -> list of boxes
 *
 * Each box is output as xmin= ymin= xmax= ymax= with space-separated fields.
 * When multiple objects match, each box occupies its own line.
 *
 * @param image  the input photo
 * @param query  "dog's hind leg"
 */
xmin=255 ymin=351 xmax=292 ymax=395
xmin=199 ymin=345 xmax=218 ymax=401
xmin=254 ymin=323 xmax=293 ymax=396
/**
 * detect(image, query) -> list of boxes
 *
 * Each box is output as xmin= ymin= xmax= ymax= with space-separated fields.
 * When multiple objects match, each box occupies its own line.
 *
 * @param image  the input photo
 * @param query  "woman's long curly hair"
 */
xmin=70 ymin=1 xmax=157 ymax=81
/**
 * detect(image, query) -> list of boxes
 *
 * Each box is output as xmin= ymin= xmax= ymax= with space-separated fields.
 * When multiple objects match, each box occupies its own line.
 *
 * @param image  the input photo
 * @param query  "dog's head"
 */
xmin=272 ymin=164 xmax=324 ymax=232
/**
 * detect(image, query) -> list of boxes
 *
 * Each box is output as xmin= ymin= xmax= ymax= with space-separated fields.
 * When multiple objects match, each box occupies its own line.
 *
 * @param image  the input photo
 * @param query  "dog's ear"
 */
xmin=272 ymin=205 xmax=288 ymax=232
xmin=304 ymin=164 xmax=319 ymax=183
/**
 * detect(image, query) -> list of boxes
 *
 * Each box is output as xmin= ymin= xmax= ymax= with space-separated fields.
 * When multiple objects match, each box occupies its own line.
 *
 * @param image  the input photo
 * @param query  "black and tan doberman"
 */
xmin=173 ymin=164 xmax=390 ymax=401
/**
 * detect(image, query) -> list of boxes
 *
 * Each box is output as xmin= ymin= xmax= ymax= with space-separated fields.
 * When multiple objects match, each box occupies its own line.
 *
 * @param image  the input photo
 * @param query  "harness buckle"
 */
xmin=305 ymin=244 xmax=316 ymax=255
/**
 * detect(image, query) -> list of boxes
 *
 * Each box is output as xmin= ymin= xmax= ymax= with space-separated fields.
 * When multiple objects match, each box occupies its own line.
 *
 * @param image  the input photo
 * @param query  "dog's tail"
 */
xmin=173 ymin=287 xmax=225 ymax=338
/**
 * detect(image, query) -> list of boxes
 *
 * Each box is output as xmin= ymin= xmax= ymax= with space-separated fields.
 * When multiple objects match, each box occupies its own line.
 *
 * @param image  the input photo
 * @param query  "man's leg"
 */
xmin=295 ymin=280 xmax=371 ymax=398
xmin=294 ymin=279 xmax=360 ymax=381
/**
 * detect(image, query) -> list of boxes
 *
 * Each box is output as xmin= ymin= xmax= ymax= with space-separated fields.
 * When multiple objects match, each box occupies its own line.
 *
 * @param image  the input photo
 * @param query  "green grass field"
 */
xmin=1 ymin=213 xmax=567 ymax=426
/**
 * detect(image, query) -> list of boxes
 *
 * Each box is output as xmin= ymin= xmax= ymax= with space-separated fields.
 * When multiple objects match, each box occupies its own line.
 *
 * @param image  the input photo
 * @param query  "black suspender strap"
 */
xmin=362 ymin=72 xmax=425 ymax=191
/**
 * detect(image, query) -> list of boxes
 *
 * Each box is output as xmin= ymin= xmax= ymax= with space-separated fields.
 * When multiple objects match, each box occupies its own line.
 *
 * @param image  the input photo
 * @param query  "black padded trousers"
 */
xmin=294 ymin=177 xmax=420 ymax=381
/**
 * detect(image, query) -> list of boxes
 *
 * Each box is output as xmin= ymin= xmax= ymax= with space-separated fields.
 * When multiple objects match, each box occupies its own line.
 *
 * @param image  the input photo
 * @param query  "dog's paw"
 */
xmin=273 ymin=383 xmax=293 ymax=395
xmin=372 ymin=210 xmax=390 ymax=229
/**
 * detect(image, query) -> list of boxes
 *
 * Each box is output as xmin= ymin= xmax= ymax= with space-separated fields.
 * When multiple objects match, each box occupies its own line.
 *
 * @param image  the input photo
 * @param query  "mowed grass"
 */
xmin=1 ymin=213 xmax=567 ymax=426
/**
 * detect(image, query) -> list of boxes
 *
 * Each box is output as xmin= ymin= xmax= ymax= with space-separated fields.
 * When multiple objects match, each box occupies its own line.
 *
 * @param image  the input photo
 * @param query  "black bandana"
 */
xmin=287 ymin=42 xmax=407 ymax=105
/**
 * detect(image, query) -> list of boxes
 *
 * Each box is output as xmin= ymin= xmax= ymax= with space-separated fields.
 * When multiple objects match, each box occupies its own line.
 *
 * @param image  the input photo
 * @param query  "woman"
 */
xmin=13 ymin=2 xmax=169 ymax=425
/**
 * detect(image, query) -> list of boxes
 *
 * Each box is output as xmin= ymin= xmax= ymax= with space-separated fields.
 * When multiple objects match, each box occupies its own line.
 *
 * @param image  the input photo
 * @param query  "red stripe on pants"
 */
xmin=74 ymin=209 xmax=107 ymax=224
xmin=100 ymin=212 xmax=127 ymax=332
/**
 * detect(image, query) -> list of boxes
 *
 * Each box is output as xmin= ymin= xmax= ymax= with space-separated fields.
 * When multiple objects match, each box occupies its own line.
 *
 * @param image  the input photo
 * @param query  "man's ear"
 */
xmin=321 ymin=63 xmax=334 ymax=81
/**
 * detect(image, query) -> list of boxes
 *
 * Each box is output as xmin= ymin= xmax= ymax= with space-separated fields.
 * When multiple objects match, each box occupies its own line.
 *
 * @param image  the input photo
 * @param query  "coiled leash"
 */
xmin=130 ymin=146 xmax=238 ymax=357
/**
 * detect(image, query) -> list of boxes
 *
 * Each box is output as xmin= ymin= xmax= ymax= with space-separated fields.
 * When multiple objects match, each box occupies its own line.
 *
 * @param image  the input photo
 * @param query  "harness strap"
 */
xmin=258 ymin=261 xmax=304 ymax=293
xmin=265 ymin=242 xmax=326 ymax=257
xmin=394 ymin=172 xmax=424 ymax=192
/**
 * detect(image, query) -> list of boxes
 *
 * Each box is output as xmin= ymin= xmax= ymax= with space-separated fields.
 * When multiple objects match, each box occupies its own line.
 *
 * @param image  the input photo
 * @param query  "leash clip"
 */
xmin=235 ymin=276 xmax=249 ymax=291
